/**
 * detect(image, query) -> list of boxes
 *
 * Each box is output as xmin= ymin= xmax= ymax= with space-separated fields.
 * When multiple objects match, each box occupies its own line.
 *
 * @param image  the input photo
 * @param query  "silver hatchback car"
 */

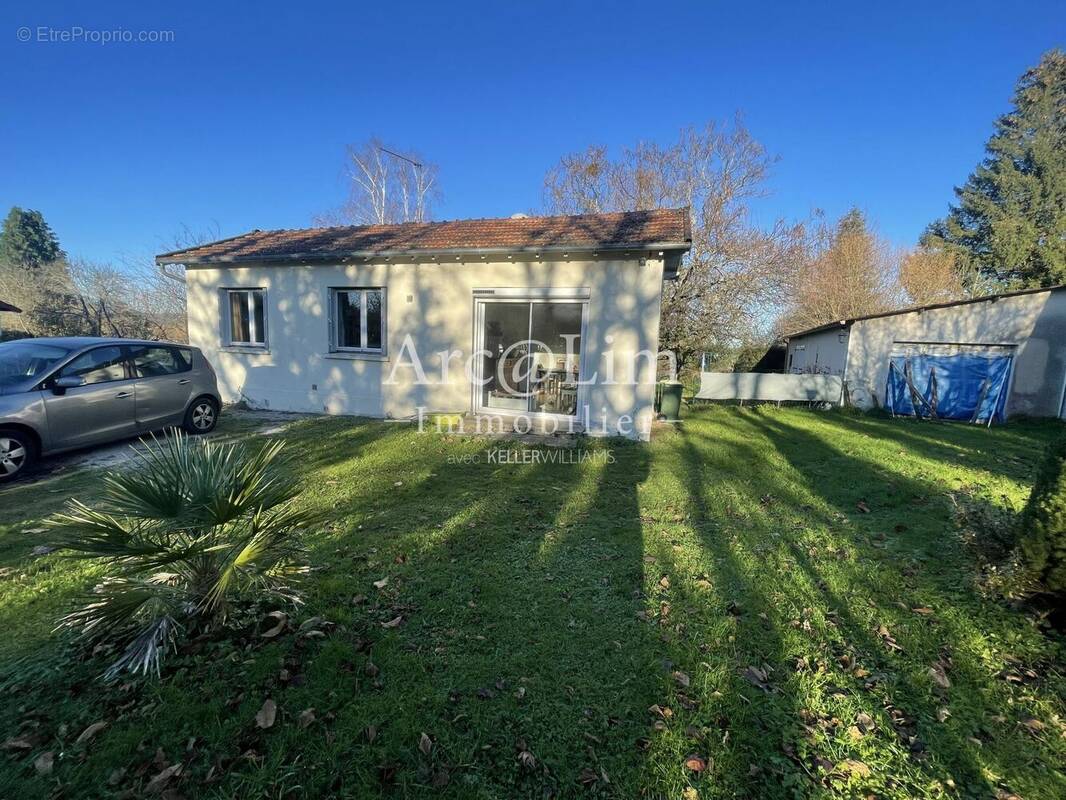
xmin=0 ymin=337 xmax=222 ymax=482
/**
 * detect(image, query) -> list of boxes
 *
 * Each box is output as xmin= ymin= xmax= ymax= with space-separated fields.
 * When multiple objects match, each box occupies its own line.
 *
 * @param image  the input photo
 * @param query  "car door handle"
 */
xmin=115 ymin=391 xmax=133 ymax=399
xmin=178 ymin=379 xmax=190 ymax=385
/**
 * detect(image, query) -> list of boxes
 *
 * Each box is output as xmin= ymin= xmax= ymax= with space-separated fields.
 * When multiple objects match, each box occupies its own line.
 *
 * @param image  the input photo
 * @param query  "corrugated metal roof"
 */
xmin=784 ymin=284 xmax=1066 ymax=340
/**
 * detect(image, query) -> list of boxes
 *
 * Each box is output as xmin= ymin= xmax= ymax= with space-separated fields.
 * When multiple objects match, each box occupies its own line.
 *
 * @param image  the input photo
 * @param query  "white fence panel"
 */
xmin=695 ymin=373 xmax=843 ymax=403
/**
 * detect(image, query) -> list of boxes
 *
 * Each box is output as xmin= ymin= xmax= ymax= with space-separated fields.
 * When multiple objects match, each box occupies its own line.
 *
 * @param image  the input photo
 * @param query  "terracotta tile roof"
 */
xmin=156 ymin=209 xmax=691 ymax=265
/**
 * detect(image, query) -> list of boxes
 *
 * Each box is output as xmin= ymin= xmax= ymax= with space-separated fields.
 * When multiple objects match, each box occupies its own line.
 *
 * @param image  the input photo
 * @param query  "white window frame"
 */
xmin=329 ymin=287 xmax=387 ymax=354
xmin=221 ymin=288 xmax=267 ymax=348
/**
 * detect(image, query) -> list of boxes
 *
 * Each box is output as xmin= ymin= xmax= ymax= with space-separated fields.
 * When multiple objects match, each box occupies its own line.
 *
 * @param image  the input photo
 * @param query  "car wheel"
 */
xmin=0 ymin=429 xmax=35 ymax=482
xmin=183 ymin=397 xmax=219 ymax=435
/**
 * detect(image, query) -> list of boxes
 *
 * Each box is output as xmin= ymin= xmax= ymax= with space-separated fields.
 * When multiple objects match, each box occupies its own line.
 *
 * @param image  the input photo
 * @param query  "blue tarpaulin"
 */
xmin=885 ymin=353 xmax=1013 ymax=423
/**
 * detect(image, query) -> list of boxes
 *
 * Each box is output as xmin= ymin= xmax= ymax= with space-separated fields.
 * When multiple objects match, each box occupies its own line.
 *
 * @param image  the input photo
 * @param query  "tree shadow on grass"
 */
xmin=78 ymin=425 xmax=660 ymax=799
xmin=793 ymin=410 xmax=1057 ymax=484
xmin=735 ymin=409 xmax=1063 ymax=798
xmin=281 ymin=433 xmax=657 ymax=797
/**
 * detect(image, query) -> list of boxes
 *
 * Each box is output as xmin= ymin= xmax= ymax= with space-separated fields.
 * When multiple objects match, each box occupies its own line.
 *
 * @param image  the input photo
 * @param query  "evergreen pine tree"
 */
xmin=923 ymin=50 xmax=1066 ymax=287
xmin=0 ymin=206 xmax=63 ymax=270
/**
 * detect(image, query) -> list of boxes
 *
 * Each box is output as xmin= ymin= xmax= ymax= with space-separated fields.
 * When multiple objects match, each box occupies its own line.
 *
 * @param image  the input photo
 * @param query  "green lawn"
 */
xmin=1 ymin=407 xmax=1064 ymax=799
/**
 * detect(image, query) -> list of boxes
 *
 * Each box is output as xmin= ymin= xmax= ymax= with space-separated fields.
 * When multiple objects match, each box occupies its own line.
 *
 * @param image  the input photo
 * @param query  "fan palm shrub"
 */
xmin=48 ymin=431 xmax=311 ymax=679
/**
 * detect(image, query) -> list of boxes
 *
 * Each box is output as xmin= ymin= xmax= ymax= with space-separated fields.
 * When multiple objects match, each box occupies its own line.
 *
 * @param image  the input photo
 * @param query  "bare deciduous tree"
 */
xmin=779 ymin=211 xmax=971 ymax=336
xmin=899 ymin=247 xmax=967 ymax=306
xmin=318 ymin=137 xmax=440 ymax=226
xmin=543 ymin=119 xmax=806 ymax=372
xmin=779 ymin=209 xmax=902 ymax=334
xmin=0 ymin=224 xmax=219 ymax=342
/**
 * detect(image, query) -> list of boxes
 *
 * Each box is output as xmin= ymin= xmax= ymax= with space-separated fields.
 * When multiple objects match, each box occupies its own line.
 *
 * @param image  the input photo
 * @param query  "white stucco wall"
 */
xmin=785 ymin=327 xmax=849 ymax=375
xmin=839 ymin=290 xmax=1066 ymax=417
xmin=185 ymin=253 xmax=667 ymax=439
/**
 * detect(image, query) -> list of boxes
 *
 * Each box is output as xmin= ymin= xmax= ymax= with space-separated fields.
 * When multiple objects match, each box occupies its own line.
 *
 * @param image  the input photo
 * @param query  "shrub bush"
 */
xmin=1018 ymin=436 xmax=1066 ymax=596
xmin=48 ymin=431 xmax=310 ymax=679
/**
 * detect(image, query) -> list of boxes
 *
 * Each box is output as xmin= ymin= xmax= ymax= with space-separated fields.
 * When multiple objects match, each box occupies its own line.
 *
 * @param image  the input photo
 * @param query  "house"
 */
xmin=0 ymin=299 xmax=22 ymax=339
xmin=157 ymin=209 xmax=692 ymax=440
xmin=783 ymin=285 xmax=1066 ymax=420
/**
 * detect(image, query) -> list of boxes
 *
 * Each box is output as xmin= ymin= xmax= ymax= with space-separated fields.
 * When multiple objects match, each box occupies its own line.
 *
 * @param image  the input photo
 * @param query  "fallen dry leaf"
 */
xmin=928 ymin=665 xmax=951 ymax=690
xmin=298 ymin=616 xmax=328 ymax=632
xmin=741 ymin=665 xmax=771 ymax=691
xmin=145 ymin=763 xmax=182 ymax=794
xmin=684 ymin=754 xmax=708 ymax=772
xmin=34 ymin=751 xmax=54 ymax=775
xmin=836 ymin=758 xmax=872 ymax=778
xmin=418 ymin=732 xmax=433 ymax=756
xmin=2 ymin=736 xmax=35 ymax=751
xmin=381 ymin=615 xmax=404 ymax=628
xmin=255 ymin=699 xmax=277 ymax=729
xmin=516 ymin=740 xmax=536 ymax=769
xmin=260 ymin=611 xmax=288 ymax=638
xmin=673 ymin=670 xmax=691 ymax=688
xmin=75 ymin=721 xmax=107 ymax=744
xmin=856 ymin=500 xmax=871 ymax=513
xmin=364 ymin=725 xmax=378 ymax=743
xmin=298 ymin=708 xmax=316 ymax=729
xmin=682 ymin=787 xmax=699 ymax=800
xmin=373 ymin=578 xmax=389 ymax=589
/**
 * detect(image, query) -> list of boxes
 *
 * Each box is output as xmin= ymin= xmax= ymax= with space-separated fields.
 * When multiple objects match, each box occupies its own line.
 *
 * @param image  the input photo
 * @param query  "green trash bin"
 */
xmin=659 ymin=380 xmax=683 ymax=421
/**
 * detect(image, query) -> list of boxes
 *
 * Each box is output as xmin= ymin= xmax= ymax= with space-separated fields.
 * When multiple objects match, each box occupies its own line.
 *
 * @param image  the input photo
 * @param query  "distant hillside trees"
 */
xmin=0 ymin=206 xmax=189 ymax=341
xmin=778 ymin=209 xmax=967 ymax=335
xmin=923 ymin=49 xmax=1066 ymax=288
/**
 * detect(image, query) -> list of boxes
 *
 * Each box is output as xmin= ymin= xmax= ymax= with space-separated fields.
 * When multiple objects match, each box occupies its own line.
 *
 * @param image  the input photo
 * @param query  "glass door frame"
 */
xmin=471 ymin=288 xmax=590 ymax=422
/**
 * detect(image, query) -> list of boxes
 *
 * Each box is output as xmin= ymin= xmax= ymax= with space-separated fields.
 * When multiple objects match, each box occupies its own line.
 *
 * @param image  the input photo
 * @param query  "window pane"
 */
xmin=481 ymin=302 xmax=531 ymax=411
xmin=338 ymin=291 xmax=361 ymax=348
xmin=366 ymin=290 xmax=383 ymax=350
xmin=529 ymin=303 xmax=583 ymax=415
xmin=251 ymin=291 xmax=265 ymax=343
xmin=132 ymin=346 xmax=190 ymax=377
xmin=60 ymin=346 xmax=126 ymax=386
xmin=229 ymin=291 xmax=250 ymax=343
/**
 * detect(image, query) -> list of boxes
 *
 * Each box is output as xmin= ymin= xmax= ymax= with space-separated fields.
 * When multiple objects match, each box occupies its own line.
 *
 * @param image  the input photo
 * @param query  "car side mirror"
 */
xmin=52 ymin=375 xmax=85 ymax=394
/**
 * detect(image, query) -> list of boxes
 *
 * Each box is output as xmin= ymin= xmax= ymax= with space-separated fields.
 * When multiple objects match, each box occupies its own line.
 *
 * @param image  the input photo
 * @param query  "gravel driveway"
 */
xmin=19 ymin=407 xmax=307 ymax=482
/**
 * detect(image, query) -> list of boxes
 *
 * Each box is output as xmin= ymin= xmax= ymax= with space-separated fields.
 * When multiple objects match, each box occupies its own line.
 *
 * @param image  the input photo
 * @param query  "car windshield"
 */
xmin=0 ymin=341 xmax=73 ymax=388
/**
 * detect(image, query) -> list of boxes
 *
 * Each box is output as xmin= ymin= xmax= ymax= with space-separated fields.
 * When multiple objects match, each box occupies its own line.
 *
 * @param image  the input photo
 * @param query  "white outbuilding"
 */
xmin=783 ymin=285 xmax=1066 ymax=421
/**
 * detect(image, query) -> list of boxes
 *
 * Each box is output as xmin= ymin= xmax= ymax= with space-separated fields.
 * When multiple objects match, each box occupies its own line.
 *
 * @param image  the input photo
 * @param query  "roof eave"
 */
xmin=156 ymin=240 xmax=692 ymax=266
xmin=784 ymin=319 xmax=852 ymax=340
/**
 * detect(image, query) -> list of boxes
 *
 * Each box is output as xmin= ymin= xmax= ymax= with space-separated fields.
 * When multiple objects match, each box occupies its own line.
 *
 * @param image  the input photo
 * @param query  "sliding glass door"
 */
xmin=477 ymin=298 xmax=586 ymax=417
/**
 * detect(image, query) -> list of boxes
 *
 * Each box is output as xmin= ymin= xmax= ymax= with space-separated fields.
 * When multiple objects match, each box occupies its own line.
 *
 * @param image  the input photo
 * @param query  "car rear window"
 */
xmin=130 ymin=346 xmax=192 ymax=378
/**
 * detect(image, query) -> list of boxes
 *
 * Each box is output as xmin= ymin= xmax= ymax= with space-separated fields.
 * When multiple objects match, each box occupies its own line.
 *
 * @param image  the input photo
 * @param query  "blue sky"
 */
xmin=1 ymin=1 xmax=1062 ymax=266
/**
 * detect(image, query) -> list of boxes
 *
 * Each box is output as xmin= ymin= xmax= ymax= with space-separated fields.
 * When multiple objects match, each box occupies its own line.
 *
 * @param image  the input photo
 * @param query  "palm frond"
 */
xmin=49 ymin=432 xmax=309 ymax=680
xmin=103 ymin=615 xmax=181 ymax=680
xmin=204 ymin=505 xmax=313 ymax=612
